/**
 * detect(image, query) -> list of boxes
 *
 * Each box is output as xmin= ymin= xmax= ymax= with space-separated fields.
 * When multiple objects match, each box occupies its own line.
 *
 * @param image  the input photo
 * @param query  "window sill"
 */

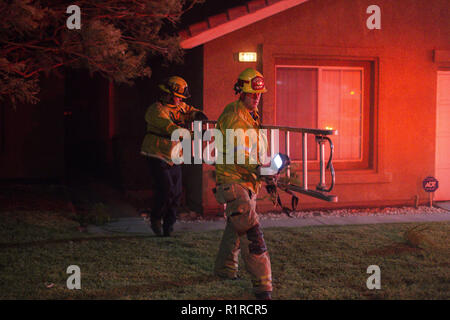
xmin=304 ymin=169 xmax=392 ymax=185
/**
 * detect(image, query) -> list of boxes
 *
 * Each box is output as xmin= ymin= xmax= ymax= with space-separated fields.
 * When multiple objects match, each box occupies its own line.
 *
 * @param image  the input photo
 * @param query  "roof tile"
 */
xmin=189 ymin=20 xmax=210 ymax=36
xmin=227 ymin=5 xmax=249 ymax=20
xmin=247 ymin=0 xmax=267 ymax=13
xmin=207 ymin=12 xmax=229 ymax=28
xmin=266 ymin=0 xmax=282 ymax=5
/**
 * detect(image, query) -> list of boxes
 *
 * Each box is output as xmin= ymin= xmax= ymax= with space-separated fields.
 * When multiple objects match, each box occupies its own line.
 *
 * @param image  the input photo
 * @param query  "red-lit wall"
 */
xmin=201 ymin=0 xmax=450 ymax=214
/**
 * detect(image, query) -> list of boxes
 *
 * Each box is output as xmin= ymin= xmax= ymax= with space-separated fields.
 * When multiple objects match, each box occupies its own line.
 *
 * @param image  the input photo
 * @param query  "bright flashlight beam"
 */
xmin=274 ymin=154 xmax=283 ymax=169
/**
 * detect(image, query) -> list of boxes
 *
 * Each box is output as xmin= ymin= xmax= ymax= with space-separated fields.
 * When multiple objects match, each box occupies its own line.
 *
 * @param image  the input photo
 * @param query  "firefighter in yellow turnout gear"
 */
xmin=141 ymin=76 xmax=207 ymax=236
xmin=213 ymin=68 xmax=272 ymax=300
xmin=141 ymin=76 xmax=206 ymax=164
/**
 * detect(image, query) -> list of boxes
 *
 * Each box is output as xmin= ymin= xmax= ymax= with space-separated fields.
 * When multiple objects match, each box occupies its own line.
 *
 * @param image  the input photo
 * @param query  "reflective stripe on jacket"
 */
xmin=215 ymin=100 xmax=268 ymax=194
xmin=140 ymin=101 xmax=201 ymax=165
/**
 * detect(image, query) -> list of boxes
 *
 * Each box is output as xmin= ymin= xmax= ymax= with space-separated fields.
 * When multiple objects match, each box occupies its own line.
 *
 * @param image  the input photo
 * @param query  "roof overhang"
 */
xmin=180 ymin=0 xmax=309 ymax=49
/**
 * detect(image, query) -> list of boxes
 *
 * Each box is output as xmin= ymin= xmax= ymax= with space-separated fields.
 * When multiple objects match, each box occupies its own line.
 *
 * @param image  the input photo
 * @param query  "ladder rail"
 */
xmin=192 ymin=120 xmax=338 ymax=202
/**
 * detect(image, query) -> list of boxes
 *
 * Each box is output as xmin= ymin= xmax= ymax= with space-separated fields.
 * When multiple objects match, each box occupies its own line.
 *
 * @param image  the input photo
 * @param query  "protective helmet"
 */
xmin=159 ymin=76 xmax=191 ymax=99
xmin=234 ymin=68 xmax=267 ymax=94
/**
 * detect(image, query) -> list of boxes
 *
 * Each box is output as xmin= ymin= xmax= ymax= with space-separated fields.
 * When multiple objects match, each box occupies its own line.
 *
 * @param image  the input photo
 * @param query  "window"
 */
xmin=275 ymin=58 xmax=374 ymax=170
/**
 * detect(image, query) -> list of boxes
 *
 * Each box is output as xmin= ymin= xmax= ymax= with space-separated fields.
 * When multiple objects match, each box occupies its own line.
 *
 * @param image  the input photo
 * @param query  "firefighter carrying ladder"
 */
xmin=191 ymin=120 xmax=338 ymax=204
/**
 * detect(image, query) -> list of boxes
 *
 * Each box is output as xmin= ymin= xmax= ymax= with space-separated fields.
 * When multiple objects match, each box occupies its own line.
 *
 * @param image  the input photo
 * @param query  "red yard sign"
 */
xmin=423 ymin=176 xmax=439 ymax=193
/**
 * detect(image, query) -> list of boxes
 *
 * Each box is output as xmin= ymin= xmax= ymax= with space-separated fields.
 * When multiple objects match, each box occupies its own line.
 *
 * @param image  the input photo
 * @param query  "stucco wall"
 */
xmin=201 ymin=0 xmax=450 ymax=213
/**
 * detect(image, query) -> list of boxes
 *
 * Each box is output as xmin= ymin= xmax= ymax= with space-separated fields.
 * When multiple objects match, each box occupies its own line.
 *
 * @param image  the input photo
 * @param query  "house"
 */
xmin=176 ymin=0 xmax=450 ymax=215
xmin=1 ymin=0 xmax=448 ymax=217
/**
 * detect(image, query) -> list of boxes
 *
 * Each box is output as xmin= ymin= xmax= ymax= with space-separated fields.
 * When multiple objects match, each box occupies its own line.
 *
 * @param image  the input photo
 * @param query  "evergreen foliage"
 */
xmin=0 ymin=0 xmax=203 ymax=107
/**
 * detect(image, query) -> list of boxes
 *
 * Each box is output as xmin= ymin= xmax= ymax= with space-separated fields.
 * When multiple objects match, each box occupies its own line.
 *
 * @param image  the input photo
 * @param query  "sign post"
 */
xmin=422 ymin=176 xmax=439 ymax=208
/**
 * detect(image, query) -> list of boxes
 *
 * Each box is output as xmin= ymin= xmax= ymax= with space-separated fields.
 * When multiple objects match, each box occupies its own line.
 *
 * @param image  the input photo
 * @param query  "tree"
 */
xmin=0 ymin=0 xmax=203 ymax=107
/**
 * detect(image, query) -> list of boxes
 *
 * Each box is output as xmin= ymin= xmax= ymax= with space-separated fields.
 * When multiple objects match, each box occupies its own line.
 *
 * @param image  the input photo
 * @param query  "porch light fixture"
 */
xmin=238 ymin=52 xmax=257 ymax=62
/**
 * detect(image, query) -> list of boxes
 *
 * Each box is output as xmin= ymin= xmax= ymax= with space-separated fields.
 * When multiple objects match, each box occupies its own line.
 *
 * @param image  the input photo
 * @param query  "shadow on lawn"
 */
xmin=366 ymin=224 xmax=442 ymax=256
xmin=0 ymin=234 xmax=155 ymax=249
xmin=77 ymin=275 xmax=251 ymax=300
xmin=366 ymin=243 xmax=422 ymax=256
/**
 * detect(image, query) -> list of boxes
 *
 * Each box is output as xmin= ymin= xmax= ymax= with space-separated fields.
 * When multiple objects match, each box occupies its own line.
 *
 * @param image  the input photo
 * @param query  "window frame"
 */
xmin=274 ymin=57 xmax=375 ymax=171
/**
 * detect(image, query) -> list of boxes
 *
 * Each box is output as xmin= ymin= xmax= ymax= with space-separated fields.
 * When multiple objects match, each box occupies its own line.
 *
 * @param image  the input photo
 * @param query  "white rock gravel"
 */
xmin=177 ymin=206 xmax=449 ymax=223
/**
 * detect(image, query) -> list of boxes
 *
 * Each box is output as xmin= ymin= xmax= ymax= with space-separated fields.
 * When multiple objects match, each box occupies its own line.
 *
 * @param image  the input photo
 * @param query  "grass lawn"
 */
xmin=0 ymin=210 xmax=448 ymax=300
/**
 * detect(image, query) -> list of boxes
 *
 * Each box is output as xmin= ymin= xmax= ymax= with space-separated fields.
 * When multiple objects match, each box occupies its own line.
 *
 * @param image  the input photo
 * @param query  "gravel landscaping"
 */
xmin=177 ymin=205 xmax=449 ymax=223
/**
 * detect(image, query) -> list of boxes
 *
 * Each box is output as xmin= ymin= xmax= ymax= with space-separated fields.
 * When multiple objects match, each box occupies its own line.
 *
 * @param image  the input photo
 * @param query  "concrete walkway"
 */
xmin=80 ymin=175 xmax=450 ymax=235
xmin=88 ymin=209 xmax=450 ymax=235
xmin=436 ymin=201 xmax=450 ymax=211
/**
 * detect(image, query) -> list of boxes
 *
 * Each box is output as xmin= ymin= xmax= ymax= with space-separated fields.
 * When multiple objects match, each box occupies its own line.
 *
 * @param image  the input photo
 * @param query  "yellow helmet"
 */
xmin=234 ymin=68 xmax=267 ymax=94
xmin=159 ymin=76 xmax=191 ymax=99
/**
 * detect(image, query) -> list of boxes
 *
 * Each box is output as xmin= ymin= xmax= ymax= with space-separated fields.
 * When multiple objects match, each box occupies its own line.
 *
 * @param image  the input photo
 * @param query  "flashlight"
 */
xmin=270 ymin=153 xmax=290 ymax=173
xmin=258 ymin=153 xmax=290 ymax=176
xmin=273 ymin=154 xmax=284 ymax=170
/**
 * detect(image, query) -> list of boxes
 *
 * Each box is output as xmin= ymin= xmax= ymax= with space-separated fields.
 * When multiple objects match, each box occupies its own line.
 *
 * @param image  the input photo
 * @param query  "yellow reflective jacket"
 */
xmin=215 ymin=100 xmax=268 ymax=194
xmin=141 ymin=101 xmax=201 ymax=165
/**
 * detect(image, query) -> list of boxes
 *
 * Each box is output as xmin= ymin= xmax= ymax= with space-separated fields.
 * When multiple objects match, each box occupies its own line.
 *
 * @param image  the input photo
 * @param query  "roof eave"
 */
xmin=180 ymin=0 xmax=309 ymax=49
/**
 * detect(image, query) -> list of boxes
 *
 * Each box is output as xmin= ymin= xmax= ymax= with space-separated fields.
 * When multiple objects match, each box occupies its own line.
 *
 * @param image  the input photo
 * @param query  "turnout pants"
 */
xmin=147 ymin=157 xmax=182 ymax=233
xmin=214 ymin=183 xmax=272 ymax=294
